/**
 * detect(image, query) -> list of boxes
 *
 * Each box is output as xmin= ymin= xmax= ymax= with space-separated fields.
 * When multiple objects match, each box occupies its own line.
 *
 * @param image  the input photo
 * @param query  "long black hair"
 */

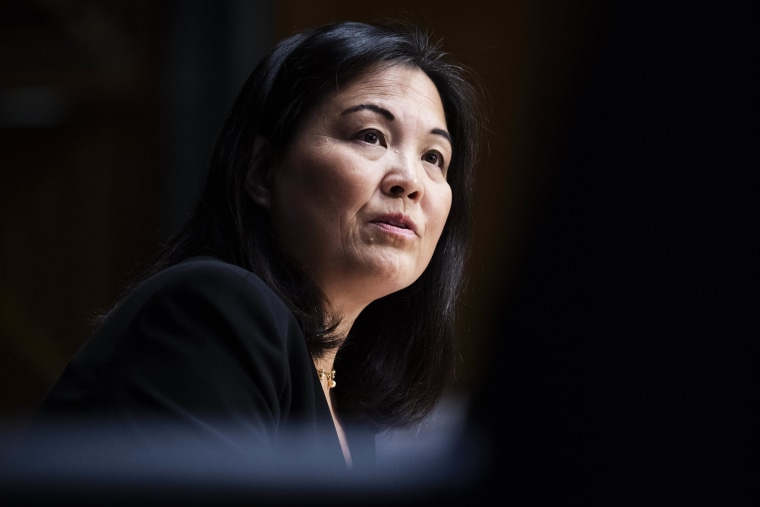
xmin=139 ymin=20 xmax=486 ymax=430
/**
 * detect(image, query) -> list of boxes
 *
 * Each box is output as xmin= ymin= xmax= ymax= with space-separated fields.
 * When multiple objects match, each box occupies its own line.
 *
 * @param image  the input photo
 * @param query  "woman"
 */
xmin=26 ymin=20 xmax=486 ymax=474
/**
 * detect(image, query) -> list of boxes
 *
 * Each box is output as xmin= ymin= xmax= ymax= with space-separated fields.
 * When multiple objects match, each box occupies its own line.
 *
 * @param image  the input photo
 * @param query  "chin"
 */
xmin=377 ymin=272 xmax=421 ymax=296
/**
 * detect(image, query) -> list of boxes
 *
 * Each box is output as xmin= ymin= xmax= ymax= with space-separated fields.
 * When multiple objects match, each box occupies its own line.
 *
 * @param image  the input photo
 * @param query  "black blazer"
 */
xmin=25 ymin=256 xmax=375 ymax=475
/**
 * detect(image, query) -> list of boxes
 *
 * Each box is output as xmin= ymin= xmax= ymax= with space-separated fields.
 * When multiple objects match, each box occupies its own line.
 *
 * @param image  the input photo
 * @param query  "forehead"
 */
xmin=321 ymin=64 xmax=446 ymax=119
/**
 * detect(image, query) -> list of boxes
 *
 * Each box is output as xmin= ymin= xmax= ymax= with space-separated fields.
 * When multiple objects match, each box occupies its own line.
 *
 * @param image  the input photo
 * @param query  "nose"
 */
xmin=381 ymin=150 xmax=423 ymax=201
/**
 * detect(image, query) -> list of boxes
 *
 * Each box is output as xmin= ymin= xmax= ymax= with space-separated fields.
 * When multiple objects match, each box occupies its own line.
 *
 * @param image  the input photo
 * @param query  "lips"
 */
xmin=370 ymin=213 xmax=417 ymax=235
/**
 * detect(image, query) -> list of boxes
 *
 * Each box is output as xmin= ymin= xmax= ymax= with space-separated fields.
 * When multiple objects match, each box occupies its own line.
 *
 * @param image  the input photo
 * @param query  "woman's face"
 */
xmin=257 ymin=64 xmax=453 ymax=313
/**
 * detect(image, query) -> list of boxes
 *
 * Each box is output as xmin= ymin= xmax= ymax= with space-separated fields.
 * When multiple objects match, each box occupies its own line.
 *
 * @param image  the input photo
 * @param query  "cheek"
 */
xmin=429 ymin=188 xmax=453 ymax=235
xmin=303 ymin=153 xmax=376 ymax=216
xmin=292 ymin=146 xmax=364 ymax=194
xmin=273 ymin=149 xmax=371 ymax=239
xmin=276 ymin=149 xmax=339 ymax=210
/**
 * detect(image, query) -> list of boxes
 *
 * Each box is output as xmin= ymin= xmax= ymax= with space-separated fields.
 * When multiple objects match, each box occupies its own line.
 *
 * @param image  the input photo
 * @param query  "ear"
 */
xmin=244 ymin=136 xmax=272 ymax=209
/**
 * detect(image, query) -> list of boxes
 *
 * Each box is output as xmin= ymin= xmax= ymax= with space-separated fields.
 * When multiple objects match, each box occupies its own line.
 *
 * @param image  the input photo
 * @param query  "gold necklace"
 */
xmin=317 ymin=369 xmax=336 ymax=389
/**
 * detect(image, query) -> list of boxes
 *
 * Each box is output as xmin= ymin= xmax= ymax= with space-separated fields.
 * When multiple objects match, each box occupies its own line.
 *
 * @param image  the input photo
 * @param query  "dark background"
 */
xmin=1 ymin=0 xmax=726 ymax=502
xmin=465 ymin=2 xmax=729 ymax=502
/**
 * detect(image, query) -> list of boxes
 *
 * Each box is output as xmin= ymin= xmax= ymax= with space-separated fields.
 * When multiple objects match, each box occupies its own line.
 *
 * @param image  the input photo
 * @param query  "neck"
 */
xmin=323 ymin=288 xmax=369 ymax=338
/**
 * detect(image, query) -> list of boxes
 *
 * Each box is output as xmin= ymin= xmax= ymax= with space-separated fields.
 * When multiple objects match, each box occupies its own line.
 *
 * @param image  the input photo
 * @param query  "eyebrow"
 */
xmin=341 ymin=103 xmax=452 ymax=144
xmin=431 ymin=128 xmax=451 ymax=144
xmin=341 ymin=103 xmax=394 ymax=120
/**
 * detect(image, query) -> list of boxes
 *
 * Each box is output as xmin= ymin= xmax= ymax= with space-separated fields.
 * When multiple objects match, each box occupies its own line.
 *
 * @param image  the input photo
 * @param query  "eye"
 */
xmin=355 ymin=129 xmax=387 ymax=147
xmin=423 ymin=150 xmax=446 ymax=168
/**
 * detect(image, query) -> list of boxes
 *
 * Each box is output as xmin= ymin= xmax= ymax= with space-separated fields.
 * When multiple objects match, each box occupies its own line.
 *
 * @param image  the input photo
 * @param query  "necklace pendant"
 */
xmin=317 ymin=368 xmax=337 ymax=389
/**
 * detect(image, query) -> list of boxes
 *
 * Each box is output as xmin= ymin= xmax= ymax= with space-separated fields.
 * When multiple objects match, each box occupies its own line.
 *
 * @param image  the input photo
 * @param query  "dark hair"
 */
xmin=140 ymin=20 xmax=486 ymax=430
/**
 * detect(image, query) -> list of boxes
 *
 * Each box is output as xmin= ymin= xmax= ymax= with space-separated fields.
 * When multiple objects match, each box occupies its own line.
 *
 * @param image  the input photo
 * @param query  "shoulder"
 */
xmin=79 ymin=256 xmax=310 ymax=406
xmin=128 ymin=256 xmax=292 ymax=323
xmin=93 ymin=256 xmax=303 ymax=359
xmin=140 ymin=256 xmax=278 ymax=302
